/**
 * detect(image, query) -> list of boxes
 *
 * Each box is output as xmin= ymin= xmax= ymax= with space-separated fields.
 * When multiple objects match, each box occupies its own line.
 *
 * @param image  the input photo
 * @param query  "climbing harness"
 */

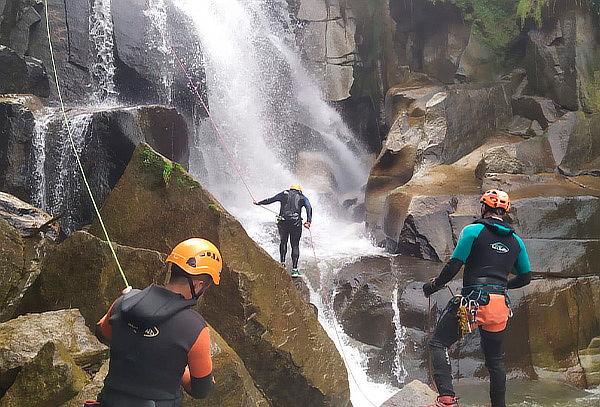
xmin=43 ymin=0 xmax=129 ymax=290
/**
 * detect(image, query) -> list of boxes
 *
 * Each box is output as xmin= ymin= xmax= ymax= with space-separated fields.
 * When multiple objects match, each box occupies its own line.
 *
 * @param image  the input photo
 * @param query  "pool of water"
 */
xmin=454 ymin=380 xmax=600 ymax=407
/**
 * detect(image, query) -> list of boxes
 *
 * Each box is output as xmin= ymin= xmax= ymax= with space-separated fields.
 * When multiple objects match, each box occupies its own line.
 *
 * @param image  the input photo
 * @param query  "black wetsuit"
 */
xmin=429 ymin=217 xmax=531 ymax=407
xmin=96 ymin=285 xmax=214 ymax=407
xmin=258 ymin=189 xmax=312 ymax=268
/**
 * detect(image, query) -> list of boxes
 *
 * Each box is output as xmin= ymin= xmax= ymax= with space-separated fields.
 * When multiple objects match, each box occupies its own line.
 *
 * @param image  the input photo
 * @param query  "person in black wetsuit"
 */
xmin=422 ymin=190 xmax=532 ymax=407
xmin=254 ymin=184 xmax=312 ymax=277
xmin=94 ymin=238 xmax=222 ymax=407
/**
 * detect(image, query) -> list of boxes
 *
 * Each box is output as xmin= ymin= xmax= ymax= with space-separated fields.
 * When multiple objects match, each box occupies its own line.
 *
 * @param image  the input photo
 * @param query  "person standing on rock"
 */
xmin=422 ymin=190 xmax=532 ymax=407
xmin=93 ymin=238 xmax=221 ymax=407
xmin=254 ymin=184 xmax=312 ymax=277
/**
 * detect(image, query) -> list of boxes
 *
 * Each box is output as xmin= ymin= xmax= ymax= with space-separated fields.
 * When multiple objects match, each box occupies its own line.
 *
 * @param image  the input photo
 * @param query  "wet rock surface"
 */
xmin=0 ymin=309 xmax=107 ymax=396
xmin=90 ymin=144 xmax=350 ymax=407
xmin=381 ymin=380 xmax=437 ymax=407
xmin=0 ymin=341 xmax=88 ymax=407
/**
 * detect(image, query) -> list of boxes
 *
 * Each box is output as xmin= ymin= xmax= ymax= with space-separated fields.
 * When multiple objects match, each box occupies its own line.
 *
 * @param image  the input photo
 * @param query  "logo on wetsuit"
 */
xmin=490 ymin=242 xmax=510 ymax=254
xmin=127 ymin=323 xmax=160 ymax=337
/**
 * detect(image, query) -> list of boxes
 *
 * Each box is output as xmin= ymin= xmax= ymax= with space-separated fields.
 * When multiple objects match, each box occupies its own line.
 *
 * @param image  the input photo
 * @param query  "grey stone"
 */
xmin=524 ymin=238 xmax=600 ymax=277
xmin=507 ymin=115 xmax=533 ymax=137
xmin=325 ymin=63 xmax=353 ymax=101
xmin=0 ymin=309 xmax=107 ymax=393
xmin=297 ymin=0 xmax=327 ymax=21
xmin=547 ymin=111 xmax=577 ymax=165
xmin=559 ymin=112 xmax=600 ymax=176
xmin=382 ymin=380 xmax=437 ymax=406
xmin=0 ymin=45 xmax=27 ymax=93
xmin=300 ymin=21 xmax=326 ymax=61
xmin=0 ymin=192 xmax=60 ymax=239
xmin=64 ymin=0 xmax=90 ymax=68
xmin=475 ymin=137 xmax=556 ymax=177
xmin=511 ymin=95 xmax=559 ymax=129
xmin=24 ymin=56 xmax=49 ymax=97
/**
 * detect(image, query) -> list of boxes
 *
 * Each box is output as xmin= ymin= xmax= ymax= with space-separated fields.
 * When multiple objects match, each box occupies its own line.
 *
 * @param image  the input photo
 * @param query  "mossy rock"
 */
xmin=90 ymin=143 xmax=350 ymax=407
xmin=0 ymin=341 xmax=88 ymax=407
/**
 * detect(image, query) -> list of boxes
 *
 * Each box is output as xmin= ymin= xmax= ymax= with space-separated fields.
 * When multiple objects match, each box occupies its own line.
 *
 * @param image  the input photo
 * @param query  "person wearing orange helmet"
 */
xmin=94 ymin=238 xmax=222 ymax=406
xmin=422 ymin=190 xmax=531 ymax=407
xmin=254 ymin=184 xmax=312 ymax=278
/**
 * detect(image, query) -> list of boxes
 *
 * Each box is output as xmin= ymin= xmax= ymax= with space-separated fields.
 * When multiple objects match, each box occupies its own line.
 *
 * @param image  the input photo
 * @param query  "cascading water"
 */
xmin=89 ymin=0 xmax=118 ymax=103
xmin=144 ymin=0 xmax=174 ymax=103
xmin=173 ymin=0 xmax=396 ymax=404
xmin=392 ymin=284 xmax=409 ymax=385
xmin=30 ymin=110 xmax=55 ymax=210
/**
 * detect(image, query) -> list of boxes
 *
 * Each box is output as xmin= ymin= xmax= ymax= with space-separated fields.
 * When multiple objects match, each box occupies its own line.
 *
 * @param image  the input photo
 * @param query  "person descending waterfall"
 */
xmin=254 ymin=184 xmax=312 ymax=277
xmin=93 ymin=238 xmax=221 ymax=407
xmin=422 ymin=190 xmax=532 ymax=407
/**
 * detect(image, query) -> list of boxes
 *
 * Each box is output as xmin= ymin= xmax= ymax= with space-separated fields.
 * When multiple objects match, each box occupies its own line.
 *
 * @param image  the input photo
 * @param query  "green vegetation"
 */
xmin=582 ymin=71 xmax=600 ymax=113
xmin=208 ymin=203 xmax=222 ymax=216
xmin=516 ymin=0 xmax=549 ymax=26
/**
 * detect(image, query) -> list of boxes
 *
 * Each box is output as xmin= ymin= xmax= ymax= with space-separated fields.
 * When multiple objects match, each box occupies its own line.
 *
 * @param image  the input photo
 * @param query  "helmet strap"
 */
xmin=186 ymin=276 xmax=201 ymax=300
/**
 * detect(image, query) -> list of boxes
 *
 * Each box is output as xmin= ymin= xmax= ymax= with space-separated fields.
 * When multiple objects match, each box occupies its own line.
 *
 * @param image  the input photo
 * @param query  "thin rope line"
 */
xmin=307 ymin=229 xmax=380 ymax=407
xmin=44 ymin=0 xmax=129 ymax=288
xmin=168 ymin=44 xmax=256 ymax=202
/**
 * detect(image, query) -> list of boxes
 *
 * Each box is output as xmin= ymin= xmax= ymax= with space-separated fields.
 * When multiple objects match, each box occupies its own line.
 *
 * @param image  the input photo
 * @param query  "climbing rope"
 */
xmin=43 ymin=0 xmax=130 ymax=289
xmin=306 ymin=229 xmax=381 ymax=407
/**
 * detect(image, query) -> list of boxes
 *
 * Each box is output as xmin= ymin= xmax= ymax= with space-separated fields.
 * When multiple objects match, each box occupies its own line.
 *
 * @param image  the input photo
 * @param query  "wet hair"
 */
xmin=168 ymin=263 xmax=213 ymax=285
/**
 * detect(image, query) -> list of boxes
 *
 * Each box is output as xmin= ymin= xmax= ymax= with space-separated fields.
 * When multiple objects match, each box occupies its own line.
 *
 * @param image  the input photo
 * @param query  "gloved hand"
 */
xmin=422 ymin=279 xmax=439 ymax=297
xmin=303 ymin=221 xmax=311 ymax=229
xmin=253 ymin=200 xmax=259 ymax=205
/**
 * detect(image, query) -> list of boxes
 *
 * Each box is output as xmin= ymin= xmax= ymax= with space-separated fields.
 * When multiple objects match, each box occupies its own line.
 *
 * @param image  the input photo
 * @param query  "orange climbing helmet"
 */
xmin=290 ymin=184 xmax=302 ymax=192
xmin=480 ymin=189 xmax=511 ymax=212
xmin=166 ymin=238 xmax=222 ymax=285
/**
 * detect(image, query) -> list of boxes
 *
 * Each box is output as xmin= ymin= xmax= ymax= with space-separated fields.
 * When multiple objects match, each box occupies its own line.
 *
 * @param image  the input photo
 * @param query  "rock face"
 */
xmin=32 ymin=231 xmax=167 ymax=328
xmin=0 ymin=309 xmax=107 ymax=396
xmin=295 ymin=0 xmax=358 ymax=101
xmin=525 ymin=7 xmax=600 ymax=112
xmin=0 ymin=195 xmax=55 ymax=323
xmin=90 ymin=144 xmax=350 ymax=406
xmin=0 ymin=95 xmax=42 ymax=202
xmin=60 ymin=360 xmax=109 ymax=407
xmin=0 ymin=103 xmax=189 ymax=233
xmin=0 ymin=341 xmax=88 ymax=407
xmin=182 ymin=325 xmax=270 ymax=407
xmin=0 ymin=191 xmax=60 ymax=238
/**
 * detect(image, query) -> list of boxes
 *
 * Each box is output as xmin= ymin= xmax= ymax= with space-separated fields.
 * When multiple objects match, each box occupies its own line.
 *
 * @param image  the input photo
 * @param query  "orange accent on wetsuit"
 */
xmin=97 ymin=300 xmax=117 ymax=341
xmin=182 ymin=327 xmax=213 ymax=394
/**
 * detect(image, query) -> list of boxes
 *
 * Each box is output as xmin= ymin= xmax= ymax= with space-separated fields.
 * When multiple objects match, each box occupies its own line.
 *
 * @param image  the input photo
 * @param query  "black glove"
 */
xmin=422 ymin=279 xmax=439 ymax=297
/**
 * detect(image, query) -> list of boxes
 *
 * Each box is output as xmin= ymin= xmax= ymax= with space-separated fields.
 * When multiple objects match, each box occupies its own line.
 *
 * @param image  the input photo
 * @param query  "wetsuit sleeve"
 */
xmin=434 ymin=224 xmax=484 ymax=287
xmin=450 ymin=224 xmax=484 ymax=262
xmin=95 ymin=299 xmax=118 ymax=344
xmin=303 ymin=196 xmax=313 ymax=222
xmin=508 ymin=235 xmax=532 ymax=289
xmin=258 ymin=192 xmax=285 ymax=205
xmin=182 ymin=327 xmax=214 ymax=399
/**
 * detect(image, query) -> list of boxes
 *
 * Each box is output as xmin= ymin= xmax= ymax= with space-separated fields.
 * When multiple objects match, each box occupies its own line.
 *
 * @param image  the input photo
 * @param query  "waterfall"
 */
xmin=144 ymin=0 xmax=174 ymax=103
xmin=89 ymin=0 xmax=118 ymax=103
xmin=46 ymin=113 xmax=93 ymax=233
xmin=392 ymin=284 xmax=409 ymax=385
xmin=31 ymin=110 xmax=54 ymax=210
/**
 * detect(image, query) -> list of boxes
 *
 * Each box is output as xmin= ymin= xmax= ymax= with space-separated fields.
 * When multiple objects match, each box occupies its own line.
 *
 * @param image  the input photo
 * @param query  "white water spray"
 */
xmin=144 ymin=0 xmax=174 ymax=103
xmin=31 ymin=110 xmax=54 ymax=210
xmin=392 ymin=285 xmax=409 ymax=385
xmin=89 ymin=0 xmax=118 ymax=103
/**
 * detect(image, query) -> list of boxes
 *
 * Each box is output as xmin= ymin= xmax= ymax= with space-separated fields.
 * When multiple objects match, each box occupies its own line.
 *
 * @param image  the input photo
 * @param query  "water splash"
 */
xmin=392 ymin=284 xmax=409 ymax=385
xmin=89 ymin=0 xmax=118 ymax=103
xmin=144 ymin=0 xmax=174 ymax=103
xmin=30 ymin=110 xmax=55 ymax=210
xmin=46 ymin=113 xmax=92 ymax=233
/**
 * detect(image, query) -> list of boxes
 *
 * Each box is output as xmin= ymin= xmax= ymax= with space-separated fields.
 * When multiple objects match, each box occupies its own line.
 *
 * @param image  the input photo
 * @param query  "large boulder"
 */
xmin=0 ymin=341 xmax=88 ymax=407
xmin=33 ymin=231 xmax=167 ymax=327
xmin=558 ymin=112 xmax=600 ymax=176
xmin=0 ymin=309 xmax=107 ymax=395
xmin=0 ymin=191 xmax=60 ymax=238
xmin=579 ymin=337 xmax=600 ymax=388
xmin=475 ymin=136 xmax=557 ymax=177
xmin=61 ymin=360 xmax=109 ymax=407
xmin=0 ymin=45 xmax=27 ymax=93
xmin=182 ymin=326 xmax=269 ymax=407
xmin=0 ymin=195 xmax=55 ymax=322
xmin=90 ymin=143 xmax=350 ymax=406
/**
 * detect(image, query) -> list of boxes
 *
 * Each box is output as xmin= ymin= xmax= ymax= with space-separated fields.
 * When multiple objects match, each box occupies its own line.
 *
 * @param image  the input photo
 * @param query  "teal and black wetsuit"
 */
xmin=258 ymin=189 xmax=312 ymax=268
xmin=429 ymin=217 xmax=531 ymax=407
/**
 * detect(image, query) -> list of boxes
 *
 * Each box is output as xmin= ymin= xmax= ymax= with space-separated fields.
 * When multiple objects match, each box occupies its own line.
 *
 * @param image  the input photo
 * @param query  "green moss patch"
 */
xmin=582 ymin=71 xmax=600 ymax=113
